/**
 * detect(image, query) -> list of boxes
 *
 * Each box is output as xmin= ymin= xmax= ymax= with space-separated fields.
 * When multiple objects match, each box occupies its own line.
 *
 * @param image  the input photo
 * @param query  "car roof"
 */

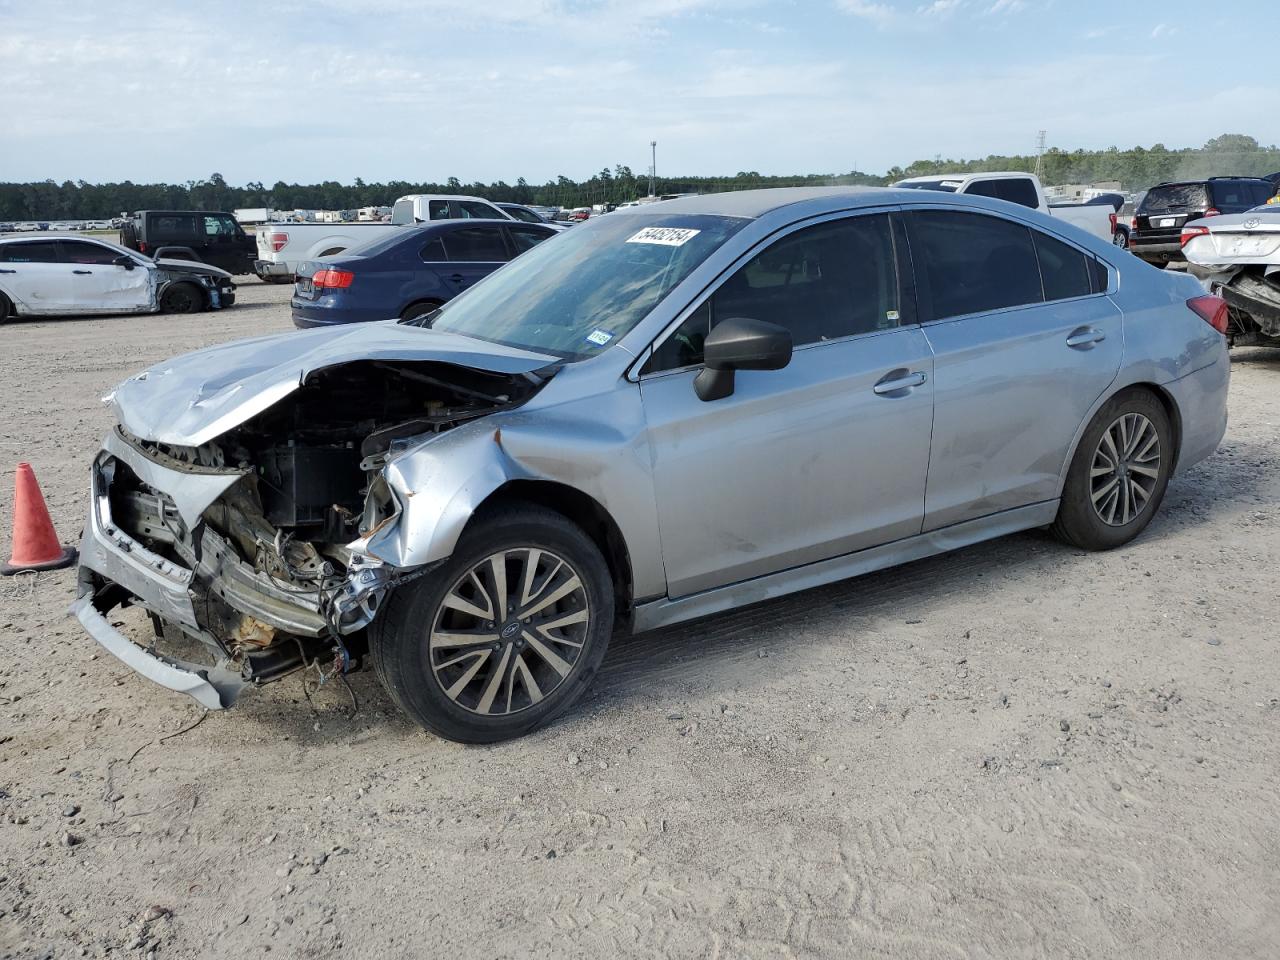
xmin=608 ymin=185 xmax=1000 ymax=220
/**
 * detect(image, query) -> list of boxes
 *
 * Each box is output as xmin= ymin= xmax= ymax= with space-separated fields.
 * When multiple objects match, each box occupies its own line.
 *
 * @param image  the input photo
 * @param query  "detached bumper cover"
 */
xmin=70 ymin=593 xmax=233 ymax=710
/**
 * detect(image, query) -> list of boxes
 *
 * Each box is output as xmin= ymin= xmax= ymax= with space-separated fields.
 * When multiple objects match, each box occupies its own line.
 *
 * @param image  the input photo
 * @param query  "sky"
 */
xmin=1 ymin=0 xmax=1275 ymax=186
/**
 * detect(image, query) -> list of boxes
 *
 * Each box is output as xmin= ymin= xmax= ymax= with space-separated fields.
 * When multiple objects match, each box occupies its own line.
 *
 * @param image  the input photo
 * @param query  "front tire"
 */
xmin=1051 ymin=389 xmax=1172 ymax=550
xmin=0 ymin=291 xmax=11 ymax=324
xmin=371 ymin=505 xmax=614 ymax=743
xmin=159 ymin=282 xmax=204 ymax=313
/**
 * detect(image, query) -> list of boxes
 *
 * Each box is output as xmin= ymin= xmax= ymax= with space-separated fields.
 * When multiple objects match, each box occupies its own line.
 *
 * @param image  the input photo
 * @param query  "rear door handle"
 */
xmin=873 ymin=370 xmax=928 ymax=395
xmin=1066 ymin=327 xmax=1106 ymax=348
xmin=448 ymin=273 xmax=465 ymax=283
xmin=0 ymin=269 xmax=15 ymax=274
xmin=73 ymin=269 xmax=92 ymax=275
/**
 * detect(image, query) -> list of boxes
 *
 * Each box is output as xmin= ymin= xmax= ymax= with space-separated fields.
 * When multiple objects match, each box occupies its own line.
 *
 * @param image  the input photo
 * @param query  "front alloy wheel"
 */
xmin=429 ymin=548 xmax=590 ymax=716
xmin=370 ymin=505 xmax=614 ymax=743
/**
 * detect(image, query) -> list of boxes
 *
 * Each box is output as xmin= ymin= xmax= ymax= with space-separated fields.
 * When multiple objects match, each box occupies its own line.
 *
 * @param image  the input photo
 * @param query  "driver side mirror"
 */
xmin=112 ymin=255 xmax=136 ymax=270
xmin=694 ymin=316 xmax=793 ymax=402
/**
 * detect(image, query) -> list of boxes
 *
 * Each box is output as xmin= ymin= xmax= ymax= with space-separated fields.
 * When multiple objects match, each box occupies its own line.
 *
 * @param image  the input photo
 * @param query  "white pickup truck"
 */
xmin=893 ymin=172 xmax=1116 ymax=241
xmin=253 ymin=194 xmax=514 ymax=281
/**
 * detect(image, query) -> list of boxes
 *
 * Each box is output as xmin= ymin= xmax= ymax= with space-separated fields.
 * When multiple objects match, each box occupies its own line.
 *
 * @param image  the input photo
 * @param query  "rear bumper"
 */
xmin=254 ymin=259 xmax=292 ymax=278
xmin=291 ymin=298 xmax=390 ymax=328
xmin=1130 ymin=239 xmax=1184 ymax=262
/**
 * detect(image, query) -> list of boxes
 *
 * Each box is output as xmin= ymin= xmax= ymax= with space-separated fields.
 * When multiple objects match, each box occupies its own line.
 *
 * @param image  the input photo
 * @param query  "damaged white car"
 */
xmin=0 ymin=235 xmax=235 ymax=321
xmin=1182 ymin=205 xmax=1280 ymax=347
xmin=72 ymin=188 xmax=1229 ymax=743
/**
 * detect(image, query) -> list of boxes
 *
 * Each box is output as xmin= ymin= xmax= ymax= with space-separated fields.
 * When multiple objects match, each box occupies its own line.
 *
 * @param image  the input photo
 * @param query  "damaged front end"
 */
xmin=73 ymin=350 xmax=554 ymax=709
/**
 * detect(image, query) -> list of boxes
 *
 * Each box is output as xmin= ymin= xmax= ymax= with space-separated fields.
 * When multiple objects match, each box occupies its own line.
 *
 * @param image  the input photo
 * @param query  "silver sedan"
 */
xmin=72 ymin=187 xmax=1230 ymax=742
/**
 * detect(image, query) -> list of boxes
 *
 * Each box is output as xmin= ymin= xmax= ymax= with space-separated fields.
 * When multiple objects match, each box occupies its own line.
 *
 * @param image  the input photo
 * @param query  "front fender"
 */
xmin=360 ymin=420 xmax=529 ymax=568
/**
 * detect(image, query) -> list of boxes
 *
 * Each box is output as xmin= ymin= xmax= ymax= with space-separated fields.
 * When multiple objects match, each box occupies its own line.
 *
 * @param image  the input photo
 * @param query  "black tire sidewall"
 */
xmin=0 ymin=291 xmax=10 ymax=323
xmin=1053 ymin=389 xmax=1172 ymax=550
xmin=372 ymin=507 xmax=614 ymax=743
xmin=161 ymin=283 xmax=202 ymax=313
xmin=400 ymin=300 xmax=441 ymax=322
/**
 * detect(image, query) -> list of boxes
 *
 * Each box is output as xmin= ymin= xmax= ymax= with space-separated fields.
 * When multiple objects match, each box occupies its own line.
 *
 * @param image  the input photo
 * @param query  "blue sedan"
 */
xmin=291 ymin=219 xmax=558 ymax=328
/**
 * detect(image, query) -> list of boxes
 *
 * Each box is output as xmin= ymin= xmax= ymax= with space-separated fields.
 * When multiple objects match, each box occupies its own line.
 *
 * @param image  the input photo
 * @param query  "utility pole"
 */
xmin=650 ymin=141 xmax=657 ymax=197
xmin=1034 ymin=129 xmax=1047 ymax=179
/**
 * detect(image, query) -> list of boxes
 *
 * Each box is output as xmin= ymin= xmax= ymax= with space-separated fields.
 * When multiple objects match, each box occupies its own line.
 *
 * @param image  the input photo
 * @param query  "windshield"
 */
xmin=895 ymin=179 xmax=961 ymax=193
xmin=418 ymin=213 xmax=748 ymax=360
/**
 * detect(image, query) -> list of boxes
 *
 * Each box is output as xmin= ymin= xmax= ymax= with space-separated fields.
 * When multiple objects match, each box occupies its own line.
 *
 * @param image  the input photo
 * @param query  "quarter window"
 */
xmin=443 ymin=227 xmax=509 ymax=262
xmin=648 ymin=214 xmax=900 ymax=371
xmin=1033 ymin=231 xmax=1092 ymax=301
xmin=419 ymin=237 xmax=447 ymax=262
xmin=909 ymin=210 xmax=1042 ymax=320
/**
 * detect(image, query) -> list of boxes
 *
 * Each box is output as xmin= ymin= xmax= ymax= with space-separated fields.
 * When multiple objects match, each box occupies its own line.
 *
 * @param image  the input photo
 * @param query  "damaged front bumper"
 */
xmin=72 ymin=429 xmax=394 ymax=710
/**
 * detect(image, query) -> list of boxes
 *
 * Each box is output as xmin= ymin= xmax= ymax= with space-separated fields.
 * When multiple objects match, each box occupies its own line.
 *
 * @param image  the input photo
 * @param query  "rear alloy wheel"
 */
xmin=1112 ymin=230 xmax=1129 ymax=249
xmin=1051 ymin=390 xmax=1172 ymax=550
xmin=371 ymin=506 xmax=613 ymax=743
xmin=160 ymin=282 xmax=204 ymax=313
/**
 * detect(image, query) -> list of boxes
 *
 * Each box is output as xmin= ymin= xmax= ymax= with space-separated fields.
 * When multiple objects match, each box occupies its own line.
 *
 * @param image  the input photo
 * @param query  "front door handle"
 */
xmin=1066 ymin=327 xmax=1106 ymax=349
xmin=873 ymin=370 xmax=928 ymax=395
xmin=0 ymin=268 xmax=15 ymax=274
xmin=73 ymin=269 xmax=92 ymax=275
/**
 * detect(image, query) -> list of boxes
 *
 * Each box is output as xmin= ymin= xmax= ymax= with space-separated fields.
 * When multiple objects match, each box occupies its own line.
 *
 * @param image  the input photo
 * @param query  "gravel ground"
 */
xmin=1 ymin=279 xmax=1279 ymax=959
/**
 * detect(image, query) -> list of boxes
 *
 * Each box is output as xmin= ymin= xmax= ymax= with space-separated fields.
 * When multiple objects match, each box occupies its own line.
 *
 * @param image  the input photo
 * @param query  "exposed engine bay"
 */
xmin=93 ymin=359 xmax=551 ymax=696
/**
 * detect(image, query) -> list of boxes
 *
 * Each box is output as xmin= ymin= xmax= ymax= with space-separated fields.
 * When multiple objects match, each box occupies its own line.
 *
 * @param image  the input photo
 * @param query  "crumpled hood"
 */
xmin=108 ymin=322 xmax=558 ymax=446
xmin=154 ymin=258 xmax=234 ymax=280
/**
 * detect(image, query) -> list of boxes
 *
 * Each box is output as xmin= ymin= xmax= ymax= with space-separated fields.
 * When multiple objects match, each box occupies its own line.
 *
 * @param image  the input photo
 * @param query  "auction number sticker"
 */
xmin=585 ymin=329 xmax=614 ymax=346
xmin=627 ymin=227 xmax=701 ymax=247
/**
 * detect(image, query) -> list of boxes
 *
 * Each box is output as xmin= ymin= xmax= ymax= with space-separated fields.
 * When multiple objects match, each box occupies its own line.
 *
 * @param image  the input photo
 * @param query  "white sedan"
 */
xmin=0 ymin=235 xmax=236 ymax=322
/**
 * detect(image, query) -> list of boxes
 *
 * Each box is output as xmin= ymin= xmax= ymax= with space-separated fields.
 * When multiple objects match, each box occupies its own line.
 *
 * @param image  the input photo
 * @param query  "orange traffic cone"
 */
xmin=1 ymin=463 xmax=77 ymax=575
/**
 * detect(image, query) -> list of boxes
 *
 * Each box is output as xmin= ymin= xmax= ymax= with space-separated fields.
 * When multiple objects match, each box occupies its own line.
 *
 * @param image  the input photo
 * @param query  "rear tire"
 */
xmin=160 ymin=283 xmax=204 ymax=314
xmin=1050 ymin=389 xmax=1172 ymax=551
xmin=371 ymin=505 xmax=614 ymax=743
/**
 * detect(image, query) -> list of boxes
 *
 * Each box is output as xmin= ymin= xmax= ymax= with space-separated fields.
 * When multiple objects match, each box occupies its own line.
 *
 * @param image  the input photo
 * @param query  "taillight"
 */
xmin=138 ymin=241 xmax=148 ymax=253
xmin=1109 ymin=212 xmax=1118 ymax=234
xmin=312 ymin=268 xmax=354 ymax=289
xmin=1129 ymin=215 xmax=1137 ymax=230
xmin=1180 ymin=225 xmax=1210 ymax=247
xmin=1187 ymin=295 xmax=1229 ymax=334
xmin=269 ymin=232 xmax=289 ymax=253
xmin=1204 ymin=208 xmax=1221 ymax=217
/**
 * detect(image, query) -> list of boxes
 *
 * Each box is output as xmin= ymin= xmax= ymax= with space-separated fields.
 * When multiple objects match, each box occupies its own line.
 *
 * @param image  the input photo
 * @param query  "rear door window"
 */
xmin=202 ymin=215 xmax=238 ymax=237
xmin=443 ymin=226 xmax=509 ymax=262
xmin=427 ymin=200 xmax=451 ymax=221
xmin=1032 ymin=232 xmax=1092 ymax=302
xmin=0 ymin=241 xmax=61 ymax=262
xmin=908 ymin=210 xmax=1043 ymax=320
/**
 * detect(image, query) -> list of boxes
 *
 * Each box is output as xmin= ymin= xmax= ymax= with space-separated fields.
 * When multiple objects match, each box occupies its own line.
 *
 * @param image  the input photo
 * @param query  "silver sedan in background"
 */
xmin=73 ymin=187 xmax=1230 ymax=742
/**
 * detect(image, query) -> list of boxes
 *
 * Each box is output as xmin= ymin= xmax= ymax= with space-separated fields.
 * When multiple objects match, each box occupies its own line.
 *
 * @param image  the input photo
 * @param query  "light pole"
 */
xmin=650 ymin=140 xmax=657 ymax=197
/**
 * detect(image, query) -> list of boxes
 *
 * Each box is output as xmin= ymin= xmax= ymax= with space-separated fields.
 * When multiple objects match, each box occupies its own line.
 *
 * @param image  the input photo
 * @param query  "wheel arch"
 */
xmin=469 ymin=479 xmax=635 ymax=622
xmin=1058 ymin=380 xmax=1184 ymax=496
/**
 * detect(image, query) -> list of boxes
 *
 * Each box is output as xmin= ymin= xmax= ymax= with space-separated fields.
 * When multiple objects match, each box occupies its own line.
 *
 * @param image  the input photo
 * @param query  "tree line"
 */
xmin=2 ymin=134 xmax=1277 ymax=221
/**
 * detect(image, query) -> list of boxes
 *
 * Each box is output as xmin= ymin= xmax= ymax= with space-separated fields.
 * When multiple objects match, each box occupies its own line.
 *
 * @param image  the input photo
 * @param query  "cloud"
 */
xmin=1150 ymin=22 xmax=1177 ymax=39
xmin=835 ymin=0 xmax=896 ymax=24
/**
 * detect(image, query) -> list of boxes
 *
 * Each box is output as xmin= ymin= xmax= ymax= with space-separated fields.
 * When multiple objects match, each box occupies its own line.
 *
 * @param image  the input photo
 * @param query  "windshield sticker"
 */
xmin=585 ymin=329 xmax=614 ymax=346
xmin=940 ymin=180 xmax=964 ymax=188
xmin=626 ymin=227 xmax=701 ymax=247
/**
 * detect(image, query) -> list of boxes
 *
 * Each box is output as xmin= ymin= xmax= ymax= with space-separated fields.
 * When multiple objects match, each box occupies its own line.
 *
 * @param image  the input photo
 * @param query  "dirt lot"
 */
xmin=2 ymin=279 xmax=1279 ymax=959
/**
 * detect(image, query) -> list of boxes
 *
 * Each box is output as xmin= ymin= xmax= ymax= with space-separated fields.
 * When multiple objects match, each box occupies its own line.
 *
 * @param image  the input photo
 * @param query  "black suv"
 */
xmin=119 ymin=210 xmax=256 ymax=275
xmin=1130 ymin=178 xmax=1276 ymax=267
